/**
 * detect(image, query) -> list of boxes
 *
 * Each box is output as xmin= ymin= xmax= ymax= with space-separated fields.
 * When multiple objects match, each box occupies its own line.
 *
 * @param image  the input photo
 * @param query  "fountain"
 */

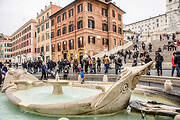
xmin=0 ymin=61 xmax=178 ymax=120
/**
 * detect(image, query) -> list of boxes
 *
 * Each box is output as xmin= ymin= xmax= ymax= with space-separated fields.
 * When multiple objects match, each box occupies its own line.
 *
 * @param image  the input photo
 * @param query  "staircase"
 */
xmin=93 ymin=40 xmax=133 ymax=58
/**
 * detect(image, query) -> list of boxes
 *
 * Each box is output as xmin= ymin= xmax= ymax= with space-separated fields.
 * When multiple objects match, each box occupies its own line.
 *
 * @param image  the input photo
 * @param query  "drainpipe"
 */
xmin=74 ymin=1 xmax=77 ymax=59
xmin=106 ymin=2 xmax=110 ymax=51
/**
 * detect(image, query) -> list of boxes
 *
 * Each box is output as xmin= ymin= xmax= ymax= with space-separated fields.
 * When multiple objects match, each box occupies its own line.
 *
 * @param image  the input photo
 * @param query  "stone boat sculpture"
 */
xmin=2 ymin=62 xmax=153 ymax=116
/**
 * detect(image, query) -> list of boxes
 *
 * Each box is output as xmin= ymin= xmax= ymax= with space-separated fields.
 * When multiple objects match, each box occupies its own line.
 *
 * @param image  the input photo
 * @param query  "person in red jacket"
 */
xmin=171 ymin=52 xmax=176 ymax=77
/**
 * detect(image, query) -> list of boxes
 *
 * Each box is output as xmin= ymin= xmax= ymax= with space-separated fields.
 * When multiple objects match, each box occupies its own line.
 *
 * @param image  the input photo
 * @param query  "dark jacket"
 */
xmin=174 ymin=51 xmax=180 ymax=66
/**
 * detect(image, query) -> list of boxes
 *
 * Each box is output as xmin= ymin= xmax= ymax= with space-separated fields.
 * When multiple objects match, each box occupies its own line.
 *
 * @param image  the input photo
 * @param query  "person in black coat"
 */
xmin=155 ymin=52 xmax=164 ymax=76
xmin=174 ymin=51 xmax=180 ymax=77
xmin=145 ymin=54 xmax=152 ymax=75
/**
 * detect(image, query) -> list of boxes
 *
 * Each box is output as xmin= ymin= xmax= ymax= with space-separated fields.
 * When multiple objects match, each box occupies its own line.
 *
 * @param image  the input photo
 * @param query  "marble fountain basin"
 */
xmin=2 ymin=62 xmax=153 ymax=116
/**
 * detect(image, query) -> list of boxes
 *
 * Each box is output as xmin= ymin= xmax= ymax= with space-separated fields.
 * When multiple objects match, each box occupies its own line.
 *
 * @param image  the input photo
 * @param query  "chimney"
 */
xmin=50 ymin=1 xmax=52 ymax=5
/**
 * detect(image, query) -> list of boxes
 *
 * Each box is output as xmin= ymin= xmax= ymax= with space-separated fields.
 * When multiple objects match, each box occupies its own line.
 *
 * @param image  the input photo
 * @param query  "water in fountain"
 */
xmin=13 ymin=85 xmax=102 ymax=105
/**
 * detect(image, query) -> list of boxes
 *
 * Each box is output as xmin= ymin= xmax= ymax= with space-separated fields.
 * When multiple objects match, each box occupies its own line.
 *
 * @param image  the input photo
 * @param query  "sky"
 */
xmin=0 ymin=0 xmax=166 ymax=36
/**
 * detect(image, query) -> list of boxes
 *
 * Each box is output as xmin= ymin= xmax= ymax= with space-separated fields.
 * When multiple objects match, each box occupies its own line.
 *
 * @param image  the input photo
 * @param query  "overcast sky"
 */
xmin=0 ymin=0 xmax=166 ymax=36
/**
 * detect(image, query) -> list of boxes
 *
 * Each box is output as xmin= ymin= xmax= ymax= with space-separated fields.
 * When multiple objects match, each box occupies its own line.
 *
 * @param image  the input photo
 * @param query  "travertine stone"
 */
xmin=3 ymin=62 xmax=153 ymax=116
xmin=174 ymin=115 xmax=180 ymax=120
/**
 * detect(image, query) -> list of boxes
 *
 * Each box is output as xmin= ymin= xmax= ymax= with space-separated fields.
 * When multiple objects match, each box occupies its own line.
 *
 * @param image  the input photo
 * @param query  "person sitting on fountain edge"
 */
xmin=63 ymin=66 xmax=69 ymax=80
xmin=80 ymin=69 xmax=85 ymax=84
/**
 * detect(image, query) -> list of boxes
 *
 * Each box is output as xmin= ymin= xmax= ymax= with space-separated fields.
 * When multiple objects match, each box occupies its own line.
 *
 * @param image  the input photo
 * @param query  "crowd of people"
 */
xmin=0 ymin=37 xmax=180 ymax=86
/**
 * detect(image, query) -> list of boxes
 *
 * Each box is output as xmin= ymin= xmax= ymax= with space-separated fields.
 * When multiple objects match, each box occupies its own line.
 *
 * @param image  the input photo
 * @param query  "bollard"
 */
xmin=103 ymin=75 xmax=108 ymax=82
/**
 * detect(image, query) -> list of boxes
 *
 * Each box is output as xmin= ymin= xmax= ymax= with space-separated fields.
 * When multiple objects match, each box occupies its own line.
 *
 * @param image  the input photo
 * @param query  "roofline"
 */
xmin=50 ymin=0 xmax=125 ymax=18
xmin=125 ymin=13 xmax=166 ymax=26
xmin=109 ymin=2 xmax=126 ymax=14
xmin=11 ymin=19 xmax=37 ymax=37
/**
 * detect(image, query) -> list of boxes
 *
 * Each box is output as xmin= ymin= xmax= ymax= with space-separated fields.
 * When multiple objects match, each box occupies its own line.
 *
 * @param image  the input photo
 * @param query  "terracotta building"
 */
xmin=36 ymin=2 xmax=61 ymax=63
xmin=11 ymin=19 xmax=37 ymax=63
xmin=0 ymin=34 xmax=12 ymax=63
xmin=50 ymin=0 xmax=125 ymax=61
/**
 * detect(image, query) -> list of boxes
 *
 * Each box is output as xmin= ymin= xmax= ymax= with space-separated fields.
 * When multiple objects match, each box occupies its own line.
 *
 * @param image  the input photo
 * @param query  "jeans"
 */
xmin=156 ymin=63 xmax=162 ymax=76
xmin=171 ymin=66 xmax=176 ymax=77
xmin=104 ymin=64 xmax=109 ymax=74
xmin=176 ymin=64 xmax=180 ymax=77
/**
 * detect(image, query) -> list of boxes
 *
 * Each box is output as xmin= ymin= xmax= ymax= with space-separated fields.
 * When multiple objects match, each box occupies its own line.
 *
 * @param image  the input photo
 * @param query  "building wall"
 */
xmin=124 ymin=0 xmax=180 ymax=42
xmin=50 ymin=0 xmax=124 ymax=62
xmin=0 ymin=35 xmax=12 ymax=63
xmin=11 ymin=19 xmax=37 ymax=63
xmin=36 ymin=2 xmax=61 ymax=62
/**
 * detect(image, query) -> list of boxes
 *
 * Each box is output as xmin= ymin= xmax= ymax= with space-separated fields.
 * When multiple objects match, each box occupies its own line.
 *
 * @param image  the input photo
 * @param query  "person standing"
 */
xmin=97 ymin=57 xmax=101 ymax=72
xmin=88 ymin=57 xmax=93 ymax=73
xmin=104 ymin=56 xmax=110 ymax=74
xmin=155 ymin=52 xmax=164 ymax=76
xmin=174 ymin=51 xmax=180 ymax=77
xmin=41 ymin=62 xmax=47 ymax=80
xmin=145 ymin=54 xmax=152 ymax=75
xmin=92 ymin=57 xmax=96 ymax=74
xmin=171 ymin=52 xmax=176 ymax=77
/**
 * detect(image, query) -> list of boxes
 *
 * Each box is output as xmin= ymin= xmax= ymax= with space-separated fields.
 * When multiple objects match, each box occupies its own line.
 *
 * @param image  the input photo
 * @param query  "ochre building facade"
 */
xmin=50 ymin=0 xmax=125 ymax=62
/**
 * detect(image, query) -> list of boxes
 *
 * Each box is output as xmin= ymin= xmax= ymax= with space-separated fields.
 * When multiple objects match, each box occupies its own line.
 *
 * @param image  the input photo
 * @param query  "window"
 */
xmin=118 ymin=14 xmax=121 ymax=21
xmin=69 ymin=24 xmax=74 ymax=33
xmin=57 ymin=16 xmax=61 ymax=23
xmin=69 ymin=39 xmax=74 ymax=50
xmin=113 ymin=25 xmax=117 ymax=32
xmin=112 ymin=10 xmax=115 ymax=17
xmin=88 ymin=36 xmax=91 ymax=44
xmin=51 ymin=44 xmax=55 ymax=52
xmin=118 ymin=27 xmax=122 ymax=34
xmin=38 ymin=19 xmax=40 ymax=24
xmin=51 ymin=19 xmax=54 ymax=26
xmin=41 ymin=46 xmax=44 ymax=53
xmin=41 ymin=25 xmax=44 ymax=31
xmin=46 ymin=44 xmax=49 ymax=51
xmin=62 ymin=12 xmax=66 ymax=21
xmin=57 ymin=29 xmax=61 ymax=36
xmin=42 ymin=34 xmax=44 ymax=41
xmin=102 ymin=23 xmax=108 ymax=31
xmin=37 ymin=36 xmax=40 ymax=43
xmin=42 ymin=16 xmax=44 ymax=22
xmin=63 ymin=41 xmax=67 ymax=50
xmin=92 ymin=37 xmax=95 ymax=44
xmin=46 ymin=22 xmax=49 ymax=29
xmin=69 ymin=9 xmax=73 ymax=17
xmin=47 ymin=12 xmax=49 ymax=18
xmin=88 ymin=3 xmax=92 ymax=12
xmin=78 ymin=37 xmax=84 ymax=48
xmin=62 ymin=26 xmax=67 ymax=34
xmin=77 ymin=4 xmax=83 ymax=13
xmin=46 ymin=32 xmax=49 ymax=40
xmin=77 ymin=20 xmax=83 ymax=29
xmin=51 ymin=32 xmax=54 ymax=38
xmin=88 ymin=19 xmax=95 ymax=29
xmin=114 ymin=39 xmax=116 ymax=45
xmin=37 ymin=27 xmax=40 ymax=33
xmin=102 ymin=8 xmax=107 ymax=16
xmin=102 ymin=38 xmax=109 ymax=45
xmin=57 ymin=42 xmax=61 ymax=51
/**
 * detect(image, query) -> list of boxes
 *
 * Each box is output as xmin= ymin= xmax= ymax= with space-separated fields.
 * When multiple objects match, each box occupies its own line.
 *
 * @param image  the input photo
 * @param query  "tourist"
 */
xmin=92 ymin=57 xmax=96 ymax=74
xmin=148 ymin=43 xmax=152 ymax=52
xmin=0 ymin=69 xmax=2 ymax=87
xmin=73 ymin=59 xmax=78 ymax=73
xmin=97 ymin=57 xmax=101 ymax=72
xmin=88 ymin=57 xmax=93 ymax=73
xmin=104 ymin=55 xmax=110 ymax=74
xmin=115 ymin=56 xmax=122 ymax=75
xmin=171 ymin=52 xmax=176 ymax=77
xmin=40 ymin=61 xmax=47 ymax=80
xmin=80 ymin=69 xmax=85 ymax=84
xmin=155 ymin=52 xmax=164 ymax=76
xmin=174 ymin=51 xmax=180 ymax=77
xmin=128 ymin=50 xmax=132 ymax=59
xmin=63 ymin=66 xmax=69 ymax=80
xmin=145 ymin=54 xmax=152 ymax=75
xmin=142 ymin=42 xmax=146 ymax=51
xmin=140 ymin=53 xmax=145 ymax=65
